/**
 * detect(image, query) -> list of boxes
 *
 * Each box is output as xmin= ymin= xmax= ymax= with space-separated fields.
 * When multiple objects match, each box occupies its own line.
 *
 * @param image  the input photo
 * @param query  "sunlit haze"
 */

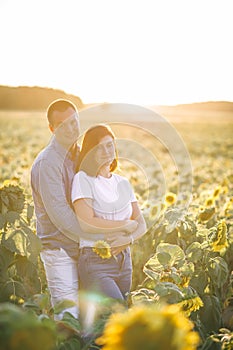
xmin=0 ymin=0 xmax=232 ymax=106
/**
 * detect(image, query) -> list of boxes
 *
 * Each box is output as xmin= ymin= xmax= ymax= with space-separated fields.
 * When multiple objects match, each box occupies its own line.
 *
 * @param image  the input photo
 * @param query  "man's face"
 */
xmin=51 ymin=107 xmax=80 ymax=148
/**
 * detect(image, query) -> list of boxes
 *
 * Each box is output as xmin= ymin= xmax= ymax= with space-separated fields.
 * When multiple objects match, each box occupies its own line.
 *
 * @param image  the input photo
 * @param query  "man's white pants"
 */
xmin=40 ymin=248 xmax=79 ymax=320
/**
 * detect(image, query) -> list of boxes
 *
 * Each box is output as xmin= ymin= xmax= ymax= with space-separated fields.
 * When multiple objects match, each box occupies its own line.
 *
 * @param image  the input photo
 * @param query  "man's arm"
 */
xmin=35 ymin=159 xmax=105 ymax=242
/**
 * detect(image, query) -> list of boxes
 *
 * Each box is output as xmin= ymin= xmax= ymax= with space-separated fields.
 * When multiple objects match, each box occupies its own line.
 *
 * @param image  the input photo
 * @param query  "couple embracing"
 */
xmin=31 ymin=99 xmax=147 ymax=322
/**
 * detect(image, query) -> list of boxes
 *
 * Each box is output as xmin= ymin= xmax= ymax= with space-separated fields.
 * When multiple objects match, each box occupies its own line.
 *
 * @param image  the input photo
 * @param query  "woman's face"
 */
xmin=94 ymin=135 xmax=116 ymax=168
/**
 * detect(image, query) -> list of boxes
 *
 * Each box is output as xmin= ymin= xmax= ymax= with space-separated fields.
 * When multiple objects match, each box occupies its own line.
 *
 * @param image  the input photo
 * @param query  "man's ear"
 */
xmin=49 ymin=124 xmax=54 ymax=133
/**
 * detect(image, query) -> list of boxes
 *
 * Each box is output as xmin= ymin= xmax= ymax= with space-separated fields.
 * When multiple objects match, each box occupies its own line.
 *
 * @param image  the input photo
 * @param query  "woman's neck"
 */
xmin=98 ymin=164 xmax=111 ymax=178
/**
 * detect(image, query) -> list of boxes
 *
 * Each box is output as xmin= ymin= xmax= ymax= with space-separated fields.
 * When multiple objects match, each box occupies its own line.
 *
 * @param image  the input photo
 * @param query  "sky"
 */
xmin=0 ymin=0 xmax=232 ymax=106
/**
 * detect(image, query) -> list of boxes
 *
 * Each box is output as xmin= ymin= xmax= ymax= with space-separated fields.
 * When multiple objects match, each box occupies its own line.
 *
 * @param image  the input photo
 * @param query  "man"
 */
xmin=31 ymin=99 xmax=146 ymax=320
xmin=31 ymin=99 xmax=82 ymax=319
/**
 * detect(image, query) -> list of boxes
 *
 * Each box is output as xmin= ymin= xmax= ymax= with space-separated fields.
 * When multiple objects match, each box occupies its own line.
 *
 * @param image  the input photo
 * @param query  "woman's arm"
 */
xmin=130 ymin=201 xmax=147 ymax=241
xmin=109 ymin=201 xmax=147 ymax=255
xmin=73 ymin=198 xmax=138 ymax=234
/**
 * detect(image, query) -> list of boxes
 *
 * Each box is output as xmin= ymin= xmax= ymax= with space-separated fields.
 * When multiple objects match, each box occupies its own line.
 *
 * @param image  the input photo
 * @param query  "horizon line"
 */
xmin=1 ymin=84 xmax=233 ymax=108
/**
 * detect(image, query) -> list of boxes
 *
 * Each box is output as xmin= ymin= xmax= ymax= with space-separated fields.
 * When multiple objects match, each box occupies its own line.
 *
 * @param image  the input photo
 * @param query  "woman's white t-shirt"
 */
xmin=71 ymin=170 xmax=137 ymax=247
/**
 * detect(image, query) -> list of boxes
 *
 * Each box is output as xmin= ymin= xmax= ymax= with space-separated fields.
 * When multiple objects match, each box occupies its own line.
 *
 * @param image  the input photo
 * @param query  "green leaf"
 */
xmin=178 ymin=218 xmax=197 ymax=236
xmin=156 ymin=243 xmax=185 ymax=266
xmin=199 ymin=294 xmax=222 ymax=333
xmin=60 ymin=312 xmax=81 ymax=333
xmin=2 ymin=227 xmax=41 ymax=263
xmin=0 ymin=245 xmax=14 ymax=281
xmin=58 ymin=337 xmax=82 ymax=350
xmin=5 ymin=211 xmax=20 ymax=224
xmin=24 ymin=229 xmax=42 ymax=263
xmin=32 ymin=293 xmax=50 ymax=311
xmin=53 ymin=300 xmax=77 ymax=315
xmin=0 ymin=303 xmax=57 ymax=350
xmin=142 ymin=265 xmax=160 ymax=281
xmin=27 ymin=203 xmax=34 ymax=222
xmin=130 ymin=288 xmax=157 ymax=305
xmin=164 ymin=208 xmax=184 ymax=232
xmin=15 ymin=255 xmax=41 ymax=292
xmin=143 ymin=243 xmax=186 ymax=282
xmin=157 ymin=252 xmax=171 ymax=265
xmin=2 ymin=229 xmax=27 ymax=256
xmin=186 ymin=242 xmax=203 ymax=263
xmin=207 ymin=257 xmax=229 ymax=288
xmin=179 ymin=261 xmax=195 ymax=275
xmin=154 ymin=282 xmax=184 ymax=303
xmin=142 ymin=278 xmax=156 ymax=290
xmin=0 ymin=213 xmax=6 ymax=229
xmin=190 ymin=271 xmax=208 ymax=295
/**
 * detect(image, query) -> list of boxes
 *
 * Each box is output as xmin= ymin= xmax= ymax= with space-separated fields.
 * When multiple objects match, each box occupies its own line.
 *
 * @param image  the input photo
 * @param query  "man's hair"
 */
xmin=47 ymin=99 xmax=77 ymax=126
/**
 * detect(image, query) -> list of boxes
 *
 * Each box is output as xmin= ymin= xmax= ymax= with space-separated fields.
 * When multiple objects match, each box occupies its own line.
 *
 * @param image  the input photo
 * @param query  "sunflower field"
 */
xmin=0 ymin=107 xmax=233 ymax=350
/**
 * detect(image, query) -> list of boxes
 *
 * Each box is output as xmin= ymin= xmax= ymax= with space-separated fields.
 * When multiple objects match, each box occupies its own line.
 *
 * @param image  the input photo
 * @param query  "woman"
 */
xmin=71 ymin=124 xmax=147 ymax=301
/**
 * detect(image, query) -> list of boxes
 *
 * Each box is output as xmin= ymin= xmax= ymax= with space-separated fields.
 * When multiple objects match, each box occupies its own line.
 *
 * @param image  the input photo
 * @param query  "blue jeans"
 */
xmin=78 ymin=246 xmax=132 ymax=300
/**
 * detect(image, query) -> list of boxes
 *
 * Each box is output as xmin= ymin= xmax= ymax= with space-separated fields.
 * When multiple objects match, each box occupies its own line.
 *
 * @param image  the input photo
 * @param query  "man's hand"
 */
xmin=106 ymin=232 xmax=131 ymax=255
xmin=111 ymin=244 xmax=129 ymax=256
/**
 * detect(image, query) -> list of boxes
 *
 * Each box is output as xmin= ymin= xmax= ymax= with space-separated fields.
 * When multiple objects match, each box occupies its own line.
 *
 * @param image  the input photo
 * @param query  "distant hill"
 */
xmin=153 ymin=101 xmax=233 ymax=113
xmin=150 ymin=101 xmax=233 ymax=114
xmin=151 ymin=101 xmax=233 ymax=123
xmin=0 ymin=85 xmax=83 ymax=110
xmin=0 ymin=85 xmax=233 ymax=121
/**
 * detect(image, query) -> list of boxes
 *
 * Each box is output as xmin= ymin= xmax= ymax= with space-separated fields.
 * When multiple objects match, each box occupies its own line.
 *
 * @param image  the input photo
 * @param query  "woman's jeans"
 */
xmin=40 ymin=248 xmax=79 ymax=320
xmin=78 ymin=246 xmax=132 ymax=300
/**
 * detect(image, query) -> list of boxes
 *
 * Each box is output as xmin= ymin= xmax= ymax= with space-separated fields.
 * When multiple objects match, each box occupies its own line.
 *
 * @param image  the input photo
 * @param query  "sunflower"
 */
xmin=198 ymin=206 xmax=215 ymax=222
xmin=165 ymin=192 xmax=177 ymax=206
xmin=209 ymin=220 xmax=228 ymax=252
xmin=96 ymin=304 xmax=200 ymax=350
xmin=149 ymin=202 xmax=164 ymax=221
xmin=213 ymin=186 xmax=221 ymax=199
xmin=204 ymin=197 xmax=215 ymax=207
xmin=224 ymin=199 xmax=233 ymax=217
xmin=149 ymin=204 xmax=158 ymax=220
xmin=177 ymin=296 xmax=204 ymax=317
xmin=178 ymin=276 xmax=191 ymax=288
xmin=0 ymin=181 xmax=25 ymax=215
xmin=92 ymin=240 xmax=112 ymax=259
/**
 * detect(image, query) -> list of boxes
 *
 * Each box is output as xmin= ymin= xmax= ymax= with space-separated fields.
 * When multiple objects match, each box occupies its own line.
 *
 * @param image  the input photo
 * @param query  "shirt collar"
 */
xmin=51 ymin=136 xmax=79 ymax=160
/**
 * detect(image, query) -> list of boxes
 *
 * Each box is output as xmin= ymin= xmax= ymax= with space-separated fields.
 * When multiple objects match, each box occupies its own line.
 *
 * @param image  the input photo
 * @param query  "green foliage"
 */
xmin=132 ymin=206 xmax=232 ymax=344
xmin=0 ymin=111 xmax=233 ymax=349
xmin=0 ymin=181 xmax=43 ymax=303
xmin=58 ymin=337 xmax=82 ymax=350
xmin=0 ymin=303 xmax=57 ymax=350
xmin=0 ymin=183 xmax=25 ymax=215
xmin=198 ymin=295 xmax=222 ymax=334
xmin=0 ymin=302 xmax=84 ymax=350
xmin=209 ymin=328 xmax=233 ymax=350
